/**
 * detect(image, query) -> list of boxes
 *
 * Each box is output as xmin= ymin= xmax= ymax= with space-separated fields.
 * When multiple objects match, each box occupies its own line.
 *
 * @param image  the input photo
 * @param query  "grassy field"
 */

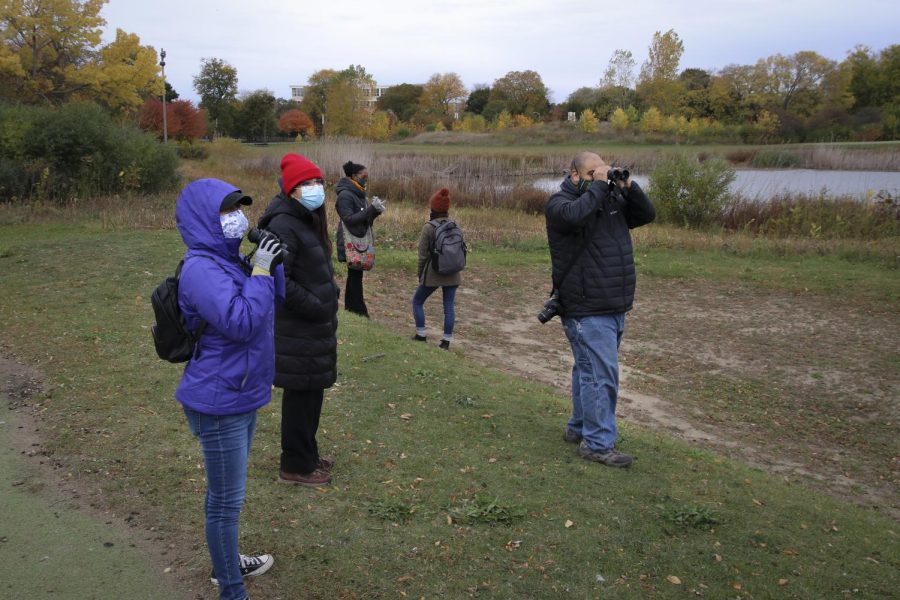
xmin=1 ymin=219 xmax=898 ymax=598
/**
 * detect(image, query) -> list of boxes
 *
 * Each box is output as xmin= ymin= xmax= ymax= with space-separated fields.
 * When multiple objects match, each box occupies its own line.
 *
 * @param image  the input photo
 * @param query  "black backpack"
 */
xmin=150 ymin=260 xmax=207 ymax=363
xmin=429 ymin=219 xmax=467 ymax=276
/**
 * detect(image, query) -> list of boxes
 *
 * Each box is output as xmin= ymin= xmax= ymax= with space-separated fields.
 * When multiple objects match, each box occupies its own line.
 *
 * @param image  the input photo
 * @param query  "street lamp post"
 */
xmin=160 ymin=48 xmax=168 ymax=143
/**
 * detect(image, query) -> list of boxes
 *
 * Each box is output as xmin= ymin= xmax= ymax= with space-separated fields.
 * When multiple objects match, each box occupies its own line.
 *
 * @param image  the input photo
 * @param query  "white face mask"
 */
xmin=220 ymin=210 xmax=249 ymax=239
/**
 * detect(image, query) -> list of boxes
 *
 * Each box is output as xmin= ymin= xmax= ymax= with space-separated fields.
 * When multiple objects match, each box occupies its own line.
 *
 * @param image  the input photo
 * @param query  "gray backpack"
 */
xmin=429 ymin=219 xmax=467 ymax=275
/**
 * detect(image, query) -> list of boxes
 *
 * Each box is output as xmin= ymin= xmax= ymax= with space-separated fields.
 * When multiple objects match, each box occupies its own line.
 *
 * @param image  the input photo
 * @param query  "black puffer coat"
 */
xmin=258 ymin=193 xmax=339 ymax=390
xmin=335 ymin=177 xmax=379 ymax=261
xmin=544 ymin=177 xmax=655 ymax=318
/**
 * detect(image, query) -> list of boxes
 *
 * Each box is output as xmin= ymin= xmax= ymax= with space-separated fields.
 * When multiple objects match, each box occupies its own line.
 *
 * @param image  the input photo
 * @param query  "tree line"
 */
xmin=1 ymin=2 xmax=896 ymax=144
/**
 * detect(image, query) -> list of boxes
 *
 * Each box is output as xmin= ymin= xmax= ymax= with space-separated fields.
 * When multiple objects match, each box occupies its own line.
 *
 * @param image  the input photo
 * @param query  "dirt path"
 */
xmin=0 ymin=357 xmax=191 ymax=600
xmin=354 ymin=264 xmax=900 ymax=518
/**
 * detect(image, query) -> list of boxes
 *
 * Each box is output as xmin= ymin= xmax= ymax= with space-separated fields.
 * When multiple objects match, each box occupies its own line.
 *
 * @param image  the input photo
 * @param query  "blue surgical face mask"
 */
xmin=220 ymin=210 xmax=249 ymax=239
xmin=298 ymin=184 xmax=325 ymax=211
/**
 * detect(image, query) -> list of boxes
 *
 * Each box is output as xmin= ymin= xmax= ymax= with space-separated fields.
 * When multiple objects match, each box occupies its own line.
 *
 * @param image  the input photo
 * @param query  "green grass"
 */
xmin=1 ymin=224 xmax=898 ymax=598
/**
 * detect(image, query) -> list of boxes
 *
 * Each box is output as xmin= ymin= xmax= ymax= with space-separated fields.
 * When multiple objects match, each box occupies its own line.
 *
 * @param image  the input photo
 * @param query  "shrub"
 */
xmin=649 ymin=154 xmax=736 ymax=227
xmin=0 ymin=102 xmax=178 ymax=200
xmin=175 ymin=140 xmax=210 ymax=160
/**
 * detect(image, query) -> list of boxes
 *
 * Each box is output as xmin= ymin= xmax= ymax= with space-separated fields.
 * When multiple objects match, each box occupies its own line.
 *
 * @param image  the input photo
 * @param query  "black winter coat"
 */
xmin=258 ymin=193 xmax=339 ymax=390
xmin=544 ymin=177 xmax=655 ymax=318
xmin=335 ymin=177 xmax=379 ymax=261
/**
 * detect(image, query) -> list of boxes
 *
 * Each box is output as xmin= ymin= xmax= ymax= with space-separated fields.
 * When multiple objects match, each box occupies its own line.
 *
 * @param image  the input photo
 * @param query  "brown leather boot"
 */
xmin=278 ymin=468 xmax=332 ymax=487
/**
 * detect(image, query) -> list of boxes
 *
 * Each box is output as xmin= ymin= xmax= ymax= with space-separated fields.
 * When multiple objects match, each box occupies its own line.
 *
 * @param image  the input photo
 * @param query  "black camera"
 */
xmin=537 ymin=291 xmax=561 ymax=324
xmin=247 ymin=227 xmax=277 ymax=245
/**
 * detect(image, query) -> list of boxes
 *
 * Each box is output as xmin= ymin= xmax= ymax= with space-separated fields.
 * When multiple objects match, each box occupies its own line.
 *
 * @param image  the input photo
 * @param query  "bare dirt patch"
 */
xmin=353 ymin=265 xmax=900 ymax=518
xmin=0 ymin=355 xmax=199 ymax=599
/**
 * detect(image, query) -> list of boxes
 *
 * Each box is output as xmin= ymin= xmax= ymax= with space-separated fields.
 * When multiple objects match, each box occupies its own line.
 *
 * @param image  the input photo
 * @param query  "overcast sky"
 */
xmin=100 ymin=0 xmax=899 ymax=104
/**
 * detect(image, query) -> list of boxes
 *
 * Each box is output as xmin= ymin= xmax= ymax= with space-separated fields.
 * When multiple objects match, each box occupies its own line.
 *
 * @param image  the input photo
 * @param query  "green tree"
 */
xmin=759 ymin=51 xmax=835 ymax=116
xmin=489 ymin=70 xmax=549 ymax=116
xmin=637 ymin=29 xmax=685 ymax=113
xmin=234 ymin=89 xmax=276 ymax=141
xmin=193 ymin=57 xmax=238 ymax=135
xmin=377 ymin=83 xmax=423 ymax=121
xmin=565 ymin=87 xmax=601 ymax=115
xmin=420 ymin=72 xmax=467 ymax=116
xmin=465 ymin=85 xmax=490 ymax=115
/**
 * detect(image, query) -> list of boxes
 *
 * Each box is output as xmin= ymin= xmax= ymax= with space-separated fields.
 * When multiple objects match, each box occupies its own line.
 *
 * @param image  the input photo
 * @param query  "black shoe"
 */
xmin=412 ymin=334 xmax=427 ymax=342
xmin=210 ymin=553 xmax=274 ymax=585
xmin=439 ymin=340 xmax=450 ymax=350
xmin=563 ymin=427 xmax=582 ymax=444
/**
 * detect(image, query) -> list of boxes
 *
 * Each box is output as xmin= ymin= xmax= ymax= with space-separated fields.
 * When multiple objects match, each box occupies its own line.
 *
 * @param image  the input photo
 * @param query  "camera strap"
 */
xmin=551 ymin=212 xmax=599 ymax=293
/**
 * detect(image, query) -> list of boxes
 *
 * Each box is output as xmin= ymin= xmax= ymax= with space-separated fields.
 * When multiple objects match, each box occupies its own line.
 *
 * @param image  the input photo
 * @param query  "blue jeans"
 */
xmin=184 ymin=407 xmax=256 ymax=600
xmin=412 ymin=285 xmax=458 ymax=338
xmin=562 ymin=314 xmax=625 ymax=452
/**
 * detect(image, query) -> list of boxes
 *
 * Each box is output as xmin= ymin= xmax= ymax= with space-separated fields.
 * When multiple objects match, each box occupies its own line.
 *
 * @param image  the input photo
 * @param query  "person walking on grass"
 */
xmin=412 ymin=188 xmax=461 ymax=350
xmin=258 ymin=153 xmax=339 ymax=487
xmin=335 ymin=160 xmax=385 ymax=317
xmin=545 ymin=151 xmax=655 ymax=468
xmin=175 ymin=178 xmax=282 ymax=599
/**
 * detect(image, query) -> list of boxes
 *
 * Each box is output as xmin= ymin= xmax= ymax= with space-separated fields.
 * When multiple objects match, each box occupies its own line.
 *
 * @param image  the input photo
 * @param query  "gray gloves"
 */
xmin=371 ymin=196 xmax=386 ymax=213
xmin=252 ymin=236 xmax=283 ymax=274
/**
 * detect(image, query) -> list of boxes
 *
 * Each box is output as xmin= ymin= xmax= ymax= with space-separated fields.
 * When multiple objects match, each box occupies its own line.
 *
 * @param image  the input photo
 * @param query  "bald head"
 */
xmin=569 ymin=151 xmax=607 ymax=183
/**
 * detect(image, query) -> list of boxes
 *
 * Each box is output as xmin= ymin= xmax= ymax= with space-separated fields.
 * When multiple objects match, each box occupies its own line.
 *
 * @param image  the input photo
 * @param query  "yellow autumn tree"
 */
xmin=493 ymin=110 xmax=514 ymax=131
xmin=579 ymin=108 xmax=599 ymax=133
xmin=367 ymin=110 xmax=391 ymax=141
xmin=513 ymin=114 xmax=534 ymax=128
xmin=0 ymin=0 xmax=161 ymax=113
xmin=610 ymin=107 xmax=629 ymax=131
xmin=639 ymin=106 xmax=663 ymax=133
xmin=94 ymin=29 xmax=163 ymax=113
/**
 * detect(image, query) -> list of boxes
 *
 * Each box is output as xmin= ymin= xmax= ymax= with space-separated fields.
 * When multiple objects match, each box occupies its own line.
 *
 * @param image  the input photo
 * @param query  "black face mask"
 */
xmin=576 ymin=177 xmax=592 ymax=192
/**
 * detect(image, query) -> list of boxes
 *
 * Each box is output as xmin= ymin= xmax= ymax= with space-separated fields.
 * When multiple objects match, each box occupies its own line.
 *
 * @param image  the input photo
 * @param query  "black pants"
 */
xmin=280 ymin=388 xmax=324 ymax=474
xmin=345 ymin=268 xmax=369 ymax=317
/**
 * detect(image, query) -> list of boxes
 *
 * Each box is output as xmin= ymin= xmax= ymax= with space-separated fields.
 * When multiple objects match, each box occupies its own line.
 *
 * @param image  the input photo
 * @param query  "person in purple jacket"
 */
xmin=175 ymin=178 xmax=285 ymax=600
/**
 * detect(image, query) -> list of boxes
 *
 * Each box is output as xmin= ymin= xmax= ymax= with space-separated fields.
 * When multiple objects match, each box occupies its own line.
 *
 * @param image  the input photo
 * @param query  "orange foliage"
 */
xmin=138 ymin=98 xmax=208 ymax=141
xmin=278 ymin=109 xmax=314 ymax=136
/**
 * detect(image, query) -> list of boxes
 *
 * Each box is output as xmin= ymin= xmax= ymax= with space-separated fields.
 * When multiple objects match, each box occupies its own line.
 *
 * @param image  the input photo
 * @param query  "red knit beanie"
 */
xmin=430 ymin=188 xmax=450 ymax=213
xmin=280 ymin=153 xmax=322 ymax=193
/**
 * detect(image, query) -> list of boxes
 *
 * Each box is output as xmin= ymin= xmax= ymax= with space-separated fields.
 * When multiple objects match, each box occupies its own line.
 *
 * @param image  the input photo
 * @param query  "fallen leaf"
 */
xmin=666 ymin=575 xmax=682 ymax=585
xmin=714 ymin=554 xmax=722 ymax=562
xmin=564 ymin=520 xmax=574 ymax=528
xmin=400 ymin=413 xmax=412 ymax=421
xmin=488 ymin=458 xmax=497 ymax=463
xmin=752 ymin=498 xmax=763 ymax=506
xmin=732 ymin=582 xmax=742 ymax=590
xmin=397 ymin=575 xmax=414 ymax=583
xmin=778 ymin=579 xmax=788 ymax=586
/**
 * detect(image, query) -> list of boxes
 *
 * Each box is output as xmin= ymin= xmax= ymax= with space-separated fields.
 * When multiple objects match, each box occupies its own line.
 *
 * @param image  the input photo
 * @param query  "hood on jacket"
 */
xmin=335 ymin=177 xmax=366 ymax=199
xmin=176 ymin=178 xmax=242 ymax=258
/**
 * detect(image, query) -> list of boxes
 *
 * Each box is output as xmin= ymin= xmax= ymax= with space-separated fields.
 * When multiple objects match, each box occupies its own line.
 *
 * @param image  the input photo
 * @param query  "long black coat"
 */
xmin=335 ymin=177 xmax=379 ymax=261
xmin=258 ymin=193 xmax=339 ymax=390
xmin=544 ymin=178 xmax=655 ymax=318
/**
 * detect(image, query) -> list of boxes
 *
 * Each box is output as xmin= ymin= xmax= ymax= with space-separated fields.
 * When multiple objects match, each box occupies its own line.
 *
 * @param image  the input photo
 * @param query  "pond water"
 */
xmin=532 ymin=169 xmax=900 ymax=200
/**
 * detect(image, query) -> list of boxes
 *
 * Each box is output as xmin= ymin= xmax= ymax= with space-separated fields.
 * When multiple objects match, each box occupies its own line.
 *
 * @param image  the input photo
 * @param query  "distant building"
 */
xmin=289 ymin=83 xmax=392 ymax=110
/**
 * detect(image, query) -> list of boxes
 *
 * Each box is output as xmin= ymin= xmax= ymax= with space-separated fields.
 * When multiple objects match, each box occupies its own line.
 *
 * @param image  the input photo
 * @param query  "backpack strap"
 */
xmin=178 ymin=256 xmax=210 ymax=359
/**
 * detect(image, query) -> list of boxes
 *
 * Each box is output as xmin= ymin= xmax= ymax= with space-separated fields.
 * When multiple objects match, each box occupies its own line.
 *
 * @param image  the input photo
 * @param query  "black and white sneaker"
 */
xmin=210 ymin=553 xmax=274 ymax=585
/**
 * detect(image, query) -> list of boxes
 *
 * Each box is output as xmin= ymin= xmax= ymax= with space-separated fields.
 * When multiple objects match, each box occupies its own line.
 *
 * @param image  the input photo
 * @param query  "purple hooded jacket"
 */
xmin=174 ymin=178 xmax=285 ymax=415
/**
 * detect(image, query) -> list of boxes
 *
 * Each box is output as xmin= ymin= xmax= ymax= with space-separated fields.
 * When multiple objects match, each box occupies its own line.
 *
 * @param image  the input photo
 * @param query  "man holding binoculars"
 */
xmin=543 ymin=151 xmax=655 ymax=468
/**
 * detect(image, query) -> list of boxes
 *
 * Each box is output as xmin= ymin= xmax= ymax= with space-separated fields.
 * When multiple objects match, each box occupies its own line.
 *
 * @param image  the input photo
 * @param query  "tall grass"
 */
xmin=724 ymin=192 xmax=899 ymax=240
